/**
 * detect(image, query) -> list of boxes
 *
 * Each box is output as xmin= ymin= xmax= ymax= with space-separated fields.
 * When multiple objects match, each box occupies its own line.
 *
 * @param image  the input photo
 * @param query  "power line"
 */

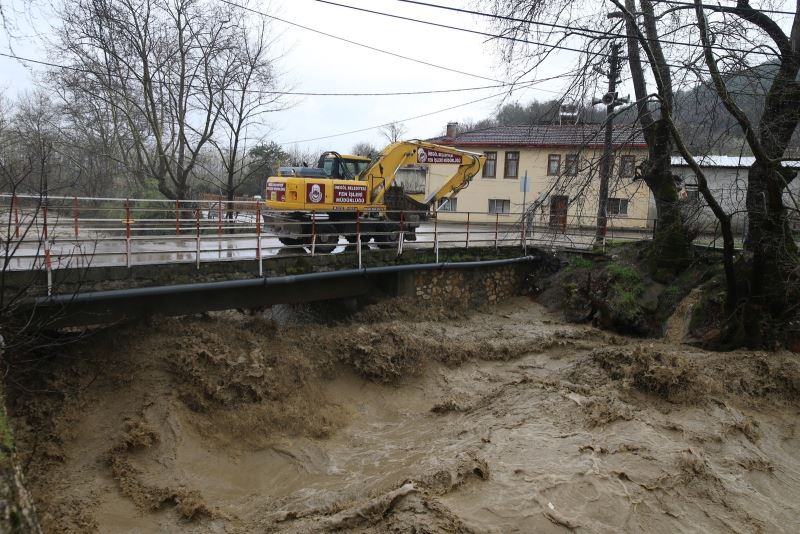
xmin=311 ymin=0 xmax=788 ymax=76
xmin=278 ymin=78 xmax=568 ymax=145
xmin=0 ymin=51 xmax=518 ymax=97
xmin=219 ymin=0 xmax=780 ymax=90
xmin=658 ymin=0 xmax=796 ymax=17
xmin=214 ymin=0 xmax=507 ymax=84
xmin=314 ymin=0 xmax=611 ymax=58
xmin=388 ymin=0 xmax=785 ymax=58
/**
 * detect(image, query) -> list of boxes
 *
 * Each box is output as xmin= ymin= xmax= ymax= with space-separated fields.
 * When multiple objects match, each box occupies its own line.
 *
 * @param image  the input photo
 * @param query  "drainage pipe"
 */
xmin=34 ymin=255 xmax=539 ymax=306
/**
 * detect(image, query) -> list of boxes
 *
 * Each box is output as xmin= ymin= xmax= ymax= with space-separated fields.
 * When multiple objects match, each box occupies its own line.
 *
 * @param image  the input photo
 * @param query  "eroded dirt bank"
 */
xmin=6 ymin=297 xmax=800 ymax=533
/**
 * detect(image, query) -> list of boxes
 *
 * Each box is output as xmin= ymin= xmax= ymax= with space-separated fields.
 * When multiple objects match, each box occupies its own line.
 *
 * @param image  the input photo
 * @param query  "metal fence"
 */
xmin=1 ymin=194 xmax=661 ymax=292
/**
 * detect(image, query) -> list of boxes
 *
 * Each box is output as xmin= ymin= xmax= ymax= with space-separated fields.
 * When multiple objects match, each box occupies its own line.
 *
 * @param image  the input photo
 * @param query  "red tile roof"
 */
xmin=428 ymin=124 xmax=647 ymax=149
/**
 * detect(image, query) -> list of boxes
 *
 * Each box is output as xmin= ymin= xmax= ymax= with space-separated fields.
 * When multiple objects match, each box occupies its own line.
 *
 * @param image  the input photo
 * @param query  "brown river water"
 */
xmin=8 ymin=297 xmax=800 ymax=533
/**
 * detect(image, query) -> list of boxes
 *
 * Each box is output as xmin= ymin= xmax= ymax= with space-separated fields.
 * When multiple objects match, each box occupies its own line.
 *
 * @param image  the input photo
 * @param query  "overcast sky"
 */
xmin=9 ymin=0 xmax=793 ymax=155
xmin=266 ymin=0 xmax=570 ymax=152
xmin=0 ymin=0 xmax=580 ymax=154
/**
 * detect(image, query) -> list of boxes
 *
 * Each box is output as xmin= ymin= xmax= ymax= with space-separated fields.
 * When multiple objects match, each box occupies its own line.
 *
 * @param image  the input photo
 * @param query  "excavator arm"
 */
xmin=363 ymin=140 xmax=484 ymax=207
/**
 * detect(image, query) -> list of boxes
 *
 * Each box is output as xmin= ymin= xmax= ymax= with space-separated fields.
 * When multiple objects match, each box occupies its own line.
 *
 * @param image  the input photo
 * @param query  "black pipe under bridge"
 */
xmin=27 ymin=256 xmax=538 ymax=328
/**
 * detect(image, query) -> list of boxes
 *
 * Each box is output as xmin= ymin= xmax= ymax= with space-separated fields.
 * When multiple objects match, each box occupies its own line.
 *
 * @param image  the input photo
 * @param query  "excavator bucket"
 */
xmin=383 ymin=186 xmax=430 ymax=219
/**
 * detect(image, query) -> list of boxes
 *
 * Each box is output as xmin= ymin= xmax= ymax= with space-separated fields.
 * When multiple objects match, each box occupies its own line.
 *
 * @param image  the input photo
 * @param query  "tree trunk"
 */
xmin=641 ymin=122 xmax=691 ymax=280
xmin=744 ymin=162 xmax=798 ymax=345
xmin=1 ymin=386 xmax=42 ymax=534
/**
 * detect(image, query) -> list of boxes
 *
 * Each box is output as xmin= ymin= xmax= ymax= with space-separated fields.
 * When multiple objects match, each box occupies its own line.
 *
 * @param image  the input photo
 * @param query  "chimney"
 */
xmin=446 ymin=122 xmax=458 ymax=138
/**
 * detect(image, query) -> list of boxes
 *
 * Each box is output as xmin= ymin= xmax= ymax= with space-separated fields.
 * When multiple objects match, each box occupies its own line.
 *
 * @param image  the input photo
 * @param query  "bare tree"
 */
xmin=210 ymin=21 xmax=286 ymax=214
xmin=54 ymin=0 xmax=249 ymax=200
xmin=483 ymin=0 xmax=800 ymax=343
xmin=351 ymin=141 xmax=379 ymax=159
xmin=379 ymin=122 xmax=407 ymax=144
xmin=603 ymin=0 xmax=738 ymax=312
xmin=284 ymin=145 xmax=319 ymax=168
xmin=482 ymin=0 xmax=693 ymax=278
xmin=689 ymin=0 xmax=800 ymax=344
xmin=48 ymin=66 xmax=146 ymax=198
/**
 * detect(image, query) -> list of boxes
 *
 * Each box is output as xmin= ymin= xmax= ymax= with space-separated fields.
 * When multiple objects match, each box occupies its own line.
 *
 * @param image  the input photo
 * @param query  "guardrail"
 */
xmin=1 ymin=193 xmax=660 ymax=293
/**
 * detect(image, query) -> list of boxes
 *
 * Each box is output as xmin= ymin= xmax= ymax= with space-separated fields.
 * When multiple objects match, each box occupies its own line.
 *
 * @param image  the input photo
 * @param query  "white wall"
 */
xmin=426 ymin=145 xmax=651 ymax=230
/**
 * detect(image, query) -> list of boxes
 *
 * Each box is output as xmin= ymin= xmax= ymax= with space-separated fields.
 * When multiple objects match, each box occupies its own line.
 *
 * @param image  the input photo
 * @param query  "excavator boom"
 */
xmin=363 ymin=140 xmax=484 ymax=206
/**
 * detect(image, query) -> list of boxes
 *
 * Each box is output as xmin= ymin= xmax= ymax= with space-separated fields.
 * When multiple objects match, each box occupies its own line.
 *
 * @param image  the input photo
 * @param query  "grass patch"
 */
xmin=605 ymin=263 xmax=646 ymax=325
xmin=0 ymin=409 xmax=13 ymax=464
xmin=606 ymin=263 xmax=643 ymax=286
xmin=566 ymin=255 xmax=594 ymax=270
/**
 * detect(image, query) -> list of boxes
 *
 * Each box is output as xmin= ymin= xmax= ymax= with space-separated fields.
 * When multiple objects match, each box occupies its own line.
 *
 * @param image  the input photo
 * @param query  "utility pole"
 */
xmin=594 ymin=42 xmax=623 ymax=246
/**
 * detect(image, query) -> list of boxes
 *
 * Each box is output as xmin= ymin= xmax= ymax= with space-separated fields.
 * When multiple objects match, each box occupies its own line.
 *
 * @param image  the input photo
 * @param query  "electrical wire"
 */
xmin=387 ymin=0 xmax=788 ymax=57
xmin=313 ymin=0 xmax=611 ymax=58
xmin=658 ymin=0 xmax=796 ymax=17
xmin=309 ymin=0 xmax=789 ymax=75
xmin=215 ymin=0 xmax=506 ymax=83
xmin=0 ymin=51 xmax=519 ymax=97
xmin=277 ymin=77 xmax=566 ymax=145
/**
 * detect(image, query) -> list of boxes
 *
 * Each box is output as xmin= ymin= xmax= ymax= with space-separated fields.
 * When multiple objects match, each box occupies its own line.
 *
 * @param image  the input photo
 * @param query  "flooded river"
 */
xmin=8 ymin=297 xmax=800 ymax=532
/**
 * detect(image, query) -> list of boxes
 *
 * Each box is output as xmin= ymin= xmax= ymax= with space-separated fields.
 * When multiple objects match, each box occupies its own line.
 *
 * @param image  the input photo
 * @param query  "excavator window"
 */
xmin=342 ymin=160 xmax=369 ymax=179
xmin=322 ymin=157 xmax=335 ymax=177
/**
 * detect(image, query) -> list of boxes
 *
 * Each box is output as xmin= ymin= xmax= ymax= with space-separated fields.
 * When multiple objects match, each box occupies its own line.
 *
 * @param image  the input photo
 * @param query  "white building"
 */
xmin=671 ymin=155 xmax=800 ymax=232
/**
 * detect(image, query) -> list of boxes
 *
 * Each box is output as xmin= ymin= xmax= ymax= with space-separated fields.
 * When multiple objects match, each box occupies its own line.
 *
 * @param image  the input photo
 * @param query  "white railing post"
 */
xmin=125 ymin=198 xmax=132 ymax=268
xmin=73 ymin=196 xmax=79 ymax=239
xmin=494 ymin=213 xmax=499 ymax=249
xmin=12 ymin=194 xmax=20 ymax=239
xmin=43 ymin=202 xmax=52 ymax=296
xmin=397 ymin=211 xmax=404 ymax=256
xmin=195 ymin=207 xmax=201 ymax=269
xmin=311 ymin=211 xmax=316 ymax=257
xmin=465 ymin=212 xmax=470 ymax=248
xmin=434 ymin=215 xmax=439 ymax=263
xmin=356 ymin=210 xmax=362 ymax=269
xmin=217 ymin=198 xmax=222 ymax=258
xmin=175 ymin=199 xmax=181 ymax=236
xmin=256 ymin=203 xmax=263 ymax=277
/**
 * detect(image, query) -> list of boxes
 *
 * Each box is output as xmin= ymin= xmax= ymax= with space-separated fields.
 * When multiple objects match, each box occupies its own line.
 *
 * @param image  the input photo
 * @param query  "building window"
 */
xmin=547 ymin=154 xmax=561 ymax=175
xmin=685 ymin=184 xmax=700 ymax=201
xmin=607 ymin=198 xmax=629 ymax=216
xmin=564 ymin=154 xmax=578 ymax=176
xmin=488 ymin=198 xmax=510 ymax=215
xmin=504 ymin=151 xmax=519 ymax=178
xmin=482 ymin=152 xmax=496 ymax=178
xmin=438 ymin=197 xmax=457 ymax=212
xmin=620 ymin=155 xmax=636 ymax=177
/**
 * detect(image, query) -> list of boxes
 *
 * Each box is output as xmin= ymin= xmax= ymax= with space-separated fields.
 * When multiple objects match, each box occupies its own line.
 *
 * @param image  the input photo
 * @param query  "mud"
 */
xmin=7 ymin=297 xmax=800 ymax=533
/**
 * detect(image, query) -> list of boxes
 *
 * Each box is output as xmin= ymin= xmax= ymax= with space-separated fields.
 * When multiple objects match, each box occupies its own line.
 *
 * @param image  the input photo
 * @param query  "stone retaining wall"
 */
xmin=413 ymin=264 xmax=526 ymax=307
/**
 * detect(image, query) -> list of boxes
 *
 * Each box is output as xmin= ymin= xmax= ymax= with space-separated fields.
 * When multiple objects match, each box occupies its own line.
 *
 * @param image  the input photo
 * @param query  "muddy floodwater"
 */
xmin=8 ymin=297 xmax=800 ymax=533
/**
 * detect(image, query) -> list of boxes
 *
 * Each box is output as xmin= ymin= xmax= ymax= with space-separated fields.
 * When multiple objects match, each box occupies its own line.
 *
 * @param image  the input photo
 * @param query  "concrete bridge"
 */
xmin=0 ymin=194 xmax=629 ymax=326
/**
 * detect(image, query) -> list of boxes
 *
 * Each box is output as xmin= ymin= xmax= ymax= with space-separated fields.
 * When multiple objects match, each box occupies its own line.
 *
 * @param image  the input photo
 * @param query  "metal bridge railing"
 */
xmin=1 ymin=194 xmax=664 ymax=294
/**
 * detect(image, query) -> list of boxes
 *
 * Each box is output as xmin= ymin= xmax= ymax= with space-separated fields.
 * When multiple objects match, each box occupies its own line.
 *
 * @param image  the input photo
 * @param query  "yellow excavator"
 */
xmin=263 ymin=140 xmax=484 ymax=252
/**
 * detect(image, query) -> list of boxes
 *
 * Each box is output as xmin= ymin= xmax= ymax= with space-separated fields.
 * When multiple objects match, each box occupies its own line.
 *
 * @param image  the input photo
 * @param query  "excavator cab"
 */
xmin=317 ymin=152 xmax=371 ymax=180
